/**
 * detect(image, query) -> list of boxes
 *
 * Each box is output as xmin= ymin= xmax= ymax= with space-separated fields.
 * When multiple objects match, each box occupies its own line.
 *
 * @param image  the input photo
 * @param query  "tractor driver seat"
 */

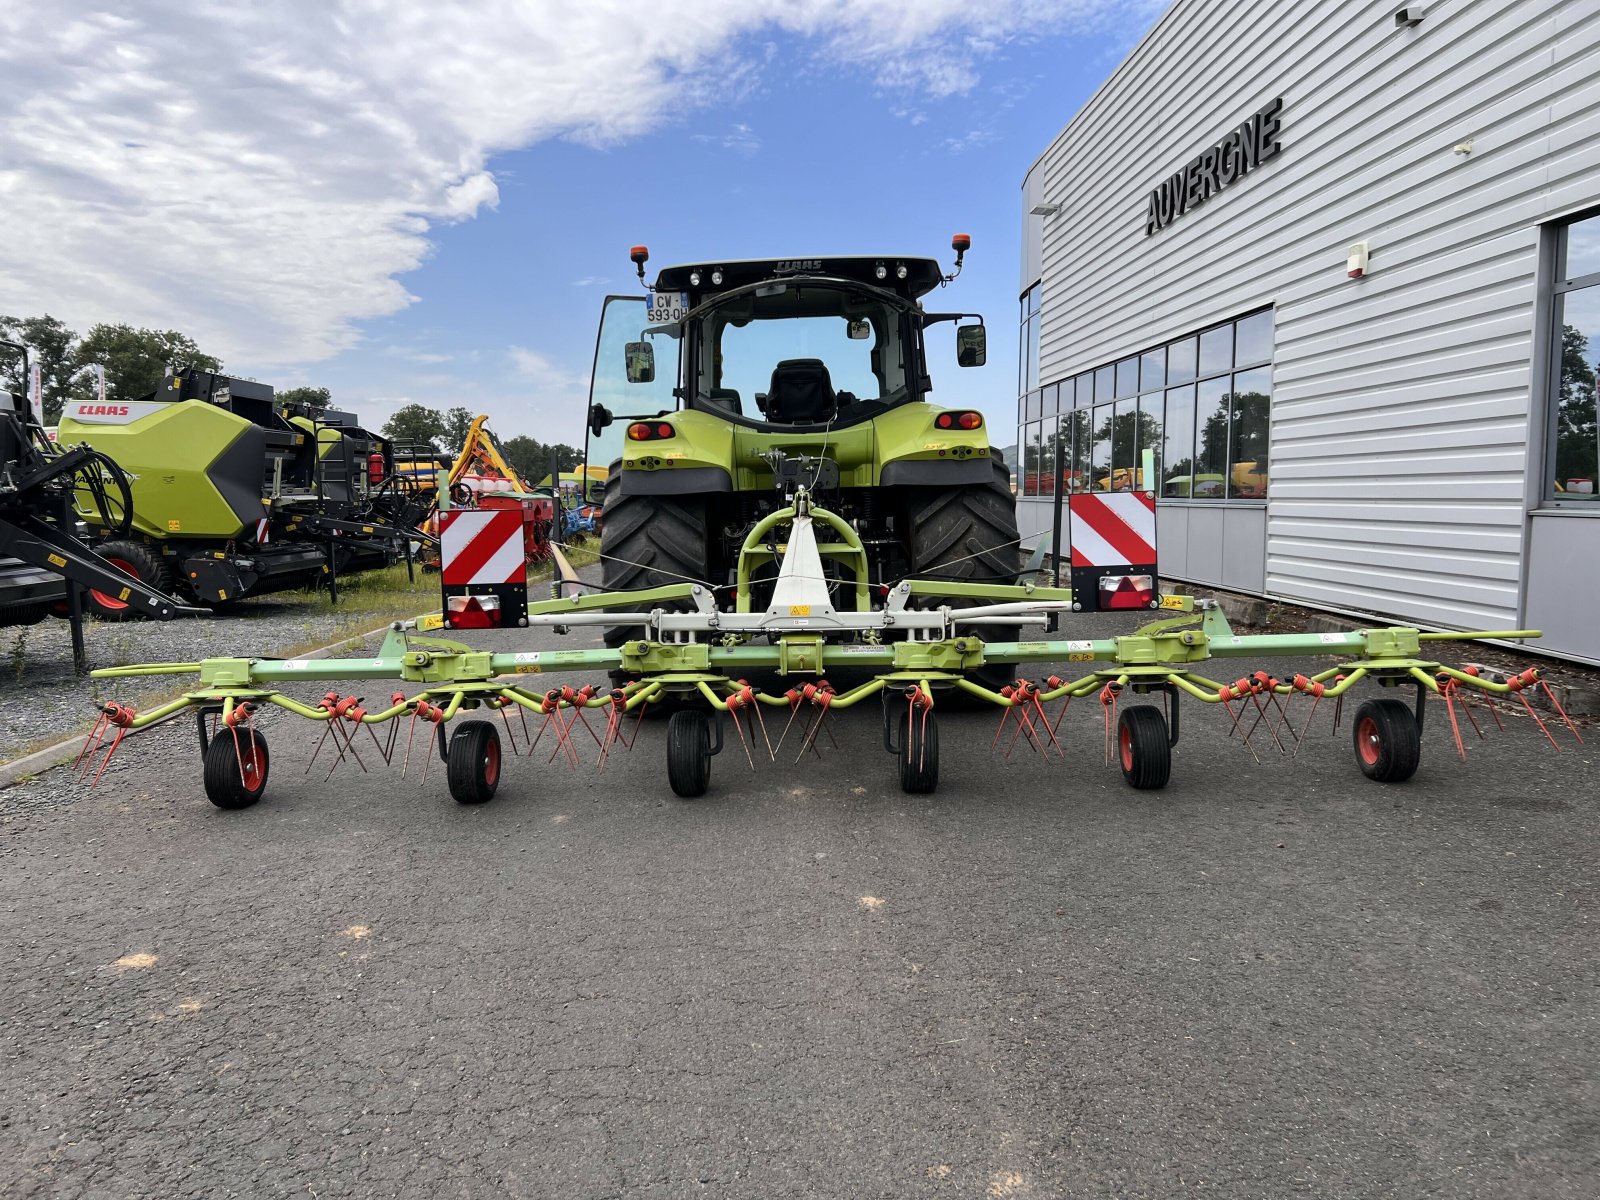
xmin=763 ymin=358 xmax=836 ymax=424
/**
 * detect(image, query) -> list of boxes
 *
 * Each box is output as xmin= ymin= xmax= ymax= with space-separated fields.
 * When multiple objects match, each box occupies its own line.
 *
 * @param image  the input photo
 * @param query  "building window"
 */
xmin=1018 ymin=283 xmax=1041 ymax=397
xmin=1549 ymin=212 xmax=1600 ymax=501
xmin=1013 ymin=308 xmax=1274 ymax=502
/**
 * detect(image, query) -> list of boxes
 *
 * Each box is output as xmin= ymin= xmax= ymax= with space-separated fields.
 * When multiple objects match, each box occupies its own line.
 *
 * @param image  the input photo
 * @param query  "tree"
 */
xmin=381 ymin=403 xmax=447 ymax=450
xmin=441 ymin=406 xmax=476 ymax=457
xmin=277 ymin=386 xmax=332 ymax=415
xmin=72 ymin=323 xmax=221 ymax=403
xmin=1556 ymin=322 xmax=1598 ymax=490
xmin=0 ymin=314 xmax=80 ymax=422
xmin=502 ymin=435 xmax=582 ymax=484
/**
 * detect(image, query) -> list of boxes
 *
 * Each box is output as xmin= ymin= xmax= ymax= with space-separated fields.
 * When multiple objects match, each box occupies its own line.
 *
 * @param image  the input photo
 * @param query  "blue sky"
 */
xmin=0 ymin=2 xmax=1164 ymax=447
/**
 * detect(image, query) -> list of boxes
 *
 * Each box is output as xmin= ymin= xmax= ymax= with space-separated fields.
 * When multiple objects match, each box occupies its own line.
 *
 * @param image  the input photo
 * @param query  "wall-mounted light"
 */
xmin=1347 ymin=241 xmax=1370 ymax=279
xmin=1394 ymin=6 xmax=1423 ymax=26
xmin=1029 ymin=203 xmax=1061 ymax=217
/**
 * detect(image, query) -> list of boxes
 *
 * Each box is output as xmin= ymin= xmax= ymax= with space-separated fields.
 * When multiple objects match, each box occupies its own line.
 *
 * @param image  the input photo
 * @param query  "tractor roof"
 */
xmin=654 ymin=256 xmax=945 ymax=302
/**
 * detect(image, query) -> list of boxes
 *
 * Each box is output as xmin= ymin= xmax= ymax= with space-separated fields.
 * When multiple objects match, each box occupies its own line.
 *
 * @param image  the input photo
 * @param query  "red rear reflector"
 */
xmin=657 ymin=423 xmax=674 ymax=438
xmin=936 ymin=413 xmax=954 ymax=429
xmin=958 ymin=411 xmax=983 ymax=429
xmin=446 ymin=594 xmax=502 ymax=629
xmin=1099 ymin=574 xmax=1154 ymax=610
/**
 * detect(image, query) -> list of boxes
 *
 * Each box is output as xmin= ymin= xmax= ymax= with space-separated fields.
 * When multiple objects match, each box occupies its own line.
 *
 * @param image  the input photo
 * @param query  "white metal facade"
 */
xmin=1019 ymin=0 xmax=1600 ymax=664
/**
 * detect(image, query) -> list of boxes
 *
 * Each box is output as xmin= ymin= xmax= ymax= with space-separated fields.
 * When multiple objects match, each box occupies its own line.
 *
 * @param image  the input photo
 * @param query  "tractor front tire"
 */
xmin=87 ymin=541 xmax=172 ymax=621
xmin=599 ymin=484 xmax=712 ymax=692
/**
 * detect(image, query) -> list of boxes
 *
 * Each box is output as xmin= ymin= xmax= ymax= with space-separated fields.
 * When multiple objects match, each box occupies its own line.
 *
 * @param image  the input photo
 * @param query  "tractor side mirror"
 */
xmin=956 ymin=324 xmax=987 ymax=368
xmin=625 ymin=341 xmax=655 ymax=383
xmin=588 ymin=403 xmax=612 ymax=439
xmin=846 ymin=318 xmax=871 ymax=340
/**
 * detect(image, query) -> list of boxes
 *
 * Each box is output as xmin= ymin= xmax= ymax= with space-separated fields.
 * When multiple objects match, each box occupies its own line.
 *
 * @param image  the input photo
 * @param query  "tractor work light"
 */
xmin=896 ymin=263 xmax=909 ymax=280
xmin=711 ymin=269 xmax=724 ymax=285
xmin=689 ymin=271 xmax=701 ymax=287
xmin=875 ymin=264 xmax=888 ymax=280
xmin=934 ymin=410 xmax=983 ymax=431
xmin=627 ymin=422 xmax=675 ymax=441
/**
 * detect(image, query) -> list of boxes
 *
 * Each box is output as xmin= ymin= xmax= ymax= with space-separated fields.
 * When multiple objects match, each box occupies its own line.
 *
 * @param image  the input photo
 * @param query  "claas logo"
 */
xmin=76 ymin=404 xmax=131 ymax=416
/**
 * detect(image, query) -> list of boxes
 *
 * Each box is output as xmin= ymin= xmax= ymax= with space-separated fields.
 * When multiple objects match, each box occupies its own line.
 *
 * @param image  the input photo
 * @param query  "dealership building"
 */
xmin=1016 ymin=0 xmax=1600 ymax=664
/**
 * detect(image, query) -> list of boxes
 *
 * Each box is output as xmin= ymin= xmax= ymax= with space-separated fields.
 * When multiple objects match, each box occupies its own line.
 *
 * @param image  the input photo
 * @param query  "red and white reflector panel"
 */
xmin=440 ymin=509 xmax=527 ymax=586
xmin=1067 ymin=491 xmax=1158 ymax=613
xmin=446 ymin=593 xmax=502 ymax=630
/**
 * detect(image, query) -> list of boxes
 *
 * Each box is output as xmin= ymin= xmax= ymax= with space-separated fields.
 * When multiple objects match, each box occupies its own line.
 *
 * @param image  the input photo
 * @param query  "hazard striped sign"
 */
xmin=1068 ymin=491 xmax=1156 ymax=568
xmin=440 ymin=509 xmax=527 ymax=586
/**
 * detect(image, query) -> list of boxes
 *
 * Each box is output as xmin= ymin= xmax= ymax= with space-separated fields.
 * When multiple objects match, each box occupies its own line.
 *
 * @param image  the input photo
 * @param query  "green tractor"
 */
xmin=584 ymin=237 xmax=1021 ymax=686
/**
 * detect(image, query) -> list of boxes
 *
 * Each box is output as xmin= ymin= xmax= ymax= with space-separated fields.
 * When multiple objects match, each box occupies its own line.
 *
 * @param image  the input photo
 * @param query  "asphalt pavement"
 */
xmin=1 ymin=611 xmax=1596 ymax=1199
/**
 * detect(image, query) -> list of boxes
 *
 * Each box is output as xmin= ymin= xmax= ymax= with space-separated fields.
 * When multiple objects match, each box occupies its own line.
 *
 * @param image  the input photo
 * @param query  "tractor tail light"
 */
xmin=935 ymin=410 xmax=983 ymax=431
xmin=627 ymin=422 xmax=676 ymax=441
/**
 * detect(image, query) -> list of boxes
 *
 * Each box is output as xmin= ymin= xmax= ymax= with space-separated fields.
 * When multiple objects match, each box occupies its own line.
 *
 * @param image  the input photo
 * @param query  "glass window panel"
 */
xmin=1139 ymin=347 xmax=1166 ymax=393
xmin=1234 ymin=310 xmax=1274 ymax=367
xmin=1024 ymin=314 xmax=1041 ymax=392
xmin=1025 ymin=388 xmax=1043 ymax=421
xmin=1228 ymin=366 xmax=1272 ymax=499
xmin=1090 ymin=404 xmax=1113 ymax=491
xmin=1095 ymin=365 xmax=1115 ymax=403
xmin=1108 ymin=397 xmax=1138 ymax=490
xmin=1198 ymin=324 xmax=1233 ymax=379
xmin=1026 ymin=283 xmax=1041 ymax=317
xmin=1138 ymin=392 xmax=1164 ymax=492
xmin=1042 ymin=381 xmax=1060 ymax=417
xmin=1115 ymin=356 xmax=1139 ymax=398
xmin=1022 ymin=422 xmax=1041 ymax=497
xmin=1068 ymin=409 xmax=1092 ymax=492
xmin=1193 ymin=376 xmax=1230 ymax=499
xmin=1564 ymin=215 xmax=1600 ymax=281
xmin=1162 ymin=384 xmax=1196 ymax=497
xmin=1167 ymin=336 xmax=1198 ymax=385
xmin=1553 ymin=288 xmax=1600 ymax=500
xmin=1040 ymin=417 xmax=1059 ymax=496
xmin=1017 ymin=322 xmax=1027 ymax=396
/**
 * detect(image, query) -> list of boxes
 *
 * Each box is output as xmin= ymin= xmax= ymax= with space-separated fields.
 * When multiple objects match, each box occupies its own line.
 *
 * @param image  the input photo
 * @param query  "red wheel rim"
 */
xmin=239 ymin=743 xmax=265 ymax=791
xmin=89 ymin=557 xmax=138 ymax=611
xmin=1356 ymin=716 xmax=1381 ymax=766
xmin=1119 ymin=724 xmax=1134 ymax=771
xmin=483 ymin=739 xmax=500 ymax=787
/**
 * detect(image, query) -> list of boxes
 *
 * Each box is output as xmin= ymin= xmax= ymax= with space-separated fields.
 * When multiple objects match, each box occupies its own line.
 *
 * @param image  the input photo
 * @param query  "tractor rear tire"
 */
xmin=203 ymin=728 xmax=270 ymax=809
xmin=905 ymin=455 xmax=1022 ymax=693
xmin=87 ymin=541 xmax=171 ymax=621
xmin=1352 ymin=698 xmax=1421 ymax=783
xmin=599 ymin=484 xmax=712 ymax=692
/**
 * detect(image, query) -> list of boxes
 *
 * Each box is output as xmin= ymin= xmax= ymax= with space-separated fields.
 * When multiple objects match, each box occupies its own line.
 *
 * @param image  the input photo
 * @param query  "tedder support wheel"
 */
xmin=1352 ymin=698 xmax=1421 ymax=783
xmin=203 ymin=728 xmax=270 ymax=809
xmin=666 ymin=709 xmax=712 ymax=798
xmin=1117 ymin=705 xmax=1172 ymax=790
xmin=898 ymin=709 xmax=939 ymax=794
xmin=87 ymin=540 xmax=172 ymax=621
xmin=447 ymin=720 xmax=501 ymax=805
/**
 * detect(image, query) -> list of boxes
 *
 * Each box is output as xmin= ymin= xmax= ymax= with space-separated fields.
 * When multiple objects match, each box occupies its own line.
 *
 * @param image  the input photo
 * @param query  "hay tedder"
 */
xmin=79 ymin=481 xmax=1577 ymax=807
xmin=74 ymin=241 xmax=1581 ymax=806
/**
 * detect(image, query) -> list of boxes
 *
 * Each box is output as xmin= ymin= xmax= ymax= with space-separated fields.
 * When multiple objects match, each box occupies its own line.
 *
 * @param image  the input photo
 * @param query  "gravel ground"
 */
xmin=0 ymin=592 xmax=428 ymax=765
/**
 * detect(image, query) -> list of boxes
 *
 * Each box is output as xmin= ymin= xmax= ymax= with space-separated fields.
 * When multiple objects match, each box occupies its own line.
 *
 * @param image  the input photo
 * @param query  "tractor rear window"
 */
xmin=717 ymin=316 xmax=881 ymax=405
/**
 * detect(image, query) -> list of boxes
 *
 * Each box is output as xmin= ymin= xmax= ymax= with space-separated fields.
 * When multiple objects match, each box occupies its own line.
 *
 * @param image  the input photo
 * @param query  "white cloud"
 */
xmin=693 ymin=122 xmax=763 ymax=156
xmin=0 ymin=1 xmax=1130 ymax=369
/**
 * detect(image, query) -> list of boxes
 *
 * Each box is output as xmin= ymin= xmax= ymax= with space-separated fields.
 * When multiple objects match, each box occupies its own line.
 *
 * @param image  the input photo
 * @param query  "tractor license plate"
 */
xmin=647 ymin=291 xmax=690 ymax=324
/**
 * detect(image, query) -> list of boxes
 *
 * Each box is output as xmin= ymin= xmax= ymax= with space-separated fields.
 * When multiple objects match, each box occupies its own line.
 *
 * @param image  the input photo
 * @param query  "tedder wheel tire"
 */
xmin=905 ymin=455 xmax=1023 ymax=695
xmin=203 ymin=728 xmax=270 ymax=809
xmin=898 ymin=708 xmax=940 ymax=794
xmin=1117 ymin=705 xmax=1172 ymax=790
xmin=666 ymin=709 xmax=712 ymax=798
xmin=87 ymin=540 xmax=172 ymax=621
xmin=598 ymin=479 xmax=712 ymax=698
xmin=447 ymin=720 xmax=502 ymax=805
xmin=1352 ymin=698 xmax=1421 ymax=783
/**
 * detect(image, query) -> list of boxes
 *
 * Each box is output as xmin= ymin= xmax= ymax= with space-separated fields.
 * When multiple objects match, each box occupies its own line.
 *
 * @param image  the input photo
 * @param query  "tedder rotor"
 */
xmin=79 ymin=483 xmax=1578 ymax=808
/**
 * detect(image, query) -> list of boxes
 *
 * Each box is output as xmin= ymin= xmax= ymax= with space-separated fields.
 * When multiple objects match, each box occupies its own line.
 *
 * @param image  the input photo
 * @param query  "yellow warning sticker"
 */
xmin=118 ymin=587 xmax=131 ymax=601
xmin=789 ymin=605 xmax=811 ymax=616
xmin=417 ymin=613 xmax=446 ymax=631
xmin=514 ymin=665 xmax=543 ymax=675
xmin=168 ymin=520 xmax=182 ymax=531
xmin=1068 ymin=652 xmax=1095 ymax=662
xmin=1159 ymin=595 xmax=1188 ymax=610
xmin=47 ymin=553 xmax=67 ymax=568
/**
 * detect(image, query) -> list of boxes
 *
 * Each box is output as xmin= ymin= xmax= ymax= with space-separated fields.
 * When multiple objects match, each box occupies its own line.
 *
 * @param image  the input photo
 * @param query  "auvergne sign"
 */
xmin=1145 ymin=98 xmax=1283 ymax=236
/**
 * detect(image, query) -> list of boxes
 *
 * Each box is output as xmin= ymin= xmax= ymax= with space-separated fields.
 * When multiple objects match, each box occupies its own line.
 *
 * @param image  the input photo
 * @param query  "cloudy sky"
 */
xmin=0 ymin=1 xmax=1162 ymax=444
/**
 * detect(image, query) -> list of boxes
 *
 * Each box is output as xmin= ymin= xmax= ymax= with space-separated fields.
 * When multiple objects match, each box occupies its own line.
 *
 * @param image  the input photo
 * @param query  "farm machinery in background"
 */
xmin=76 ymin=241 xmax=1580 ymax=806
xmin=56 ymin=368 xmax=433 ymax=614
xmin=1 ymin=341 xmax=194 ymax=663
